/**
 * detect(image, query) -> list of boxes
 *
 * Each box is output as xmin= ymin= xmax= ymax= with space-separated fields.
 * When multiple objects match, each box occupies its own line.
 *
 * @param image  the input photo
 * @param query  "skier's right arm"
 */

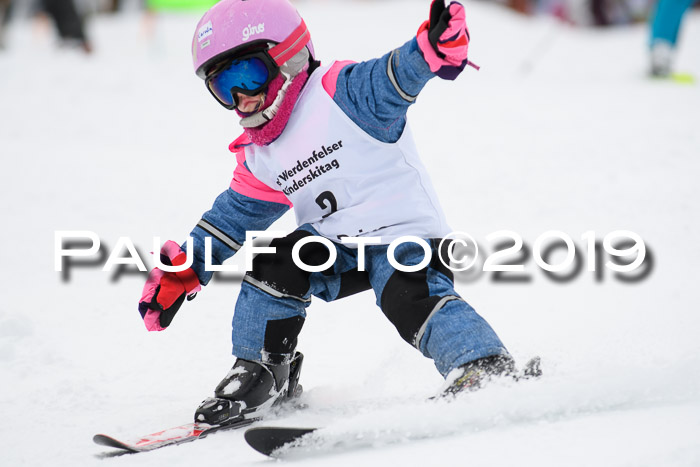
xmin=138 ymin=137 xmax=290 ymax=331
xmin=186 ymin=187 xmax=290 ymax=286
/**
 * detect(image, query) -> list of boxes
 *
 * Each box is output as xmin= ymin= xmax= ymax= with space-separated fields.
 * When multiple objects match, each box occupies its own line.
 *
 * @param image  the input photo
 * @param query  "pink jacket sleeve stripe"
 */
xmin=228 ymin=133 xmax=293 ymax=207
xmin=321 ymin=60 xmax=356 ymax=98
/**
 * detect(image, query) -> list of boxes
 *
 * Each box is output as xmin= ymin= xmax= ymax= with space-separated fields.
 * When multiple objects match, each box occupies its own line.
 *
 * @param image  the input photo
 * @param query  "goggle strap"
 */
xmin=269 ymin=19 xmax=310 ymax=66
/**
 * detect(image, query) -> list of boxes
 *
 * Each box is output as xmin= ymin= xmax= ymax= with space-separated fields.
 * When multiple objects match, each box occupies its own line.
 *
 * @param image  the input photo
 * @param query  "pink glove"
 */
xmin=138 ymin=241 xmax=201 ymax=331
xmin=417 ymin=0 xmax=478 ymax=80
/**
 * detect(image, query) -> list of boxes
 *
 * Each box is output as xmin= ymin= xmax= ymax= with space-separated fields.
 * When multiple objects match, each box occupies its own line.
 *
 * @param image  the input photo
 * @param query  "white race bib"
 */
xmin=244 ymin=65 xmax=450 ymax=243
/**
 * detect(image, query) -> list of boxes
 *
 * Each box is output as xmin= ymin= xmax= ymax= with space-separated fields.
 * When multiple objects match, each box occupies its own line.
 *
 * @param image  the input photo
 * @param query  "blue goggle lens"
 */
xmin=208 ymin=56 xmax=271 ymax=107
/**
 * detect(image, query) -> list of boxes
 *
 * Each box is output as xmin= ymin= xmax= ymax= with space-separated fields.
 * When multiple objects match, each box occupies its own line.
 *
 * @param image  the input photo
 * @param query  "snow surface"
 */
xmin=1 ymin=0 xmax=700 ymax=465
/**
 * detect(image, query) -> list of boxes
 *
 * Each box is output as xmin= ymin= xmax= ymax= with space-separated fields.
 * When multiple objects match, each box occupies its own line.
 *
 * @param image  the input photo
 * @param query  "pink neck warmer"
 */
xmin=238 ymin=70 xmax=310 ymax=146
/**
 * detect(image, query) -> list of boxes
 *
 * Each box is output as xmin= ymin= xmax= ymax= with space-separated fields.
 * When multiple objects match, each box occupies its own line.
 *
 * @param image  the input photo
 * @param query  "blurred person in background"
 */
xmin=590 ymin=0 xmax=650 ymax=26
xmin=40 ymin=0 xmax=92 ymax=53
xmin=0 ymin=0 xmax=11 ymax=48
xmin=648 ymin=0 xmax=696 ymax=77
xmin=1 ymin=0 xmax=92 ymax=52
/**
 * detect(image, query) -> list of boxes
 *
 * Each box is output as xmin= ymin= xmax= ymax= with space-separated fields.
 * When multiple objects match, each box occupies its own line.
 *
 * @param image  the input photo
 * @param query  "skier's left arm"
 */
xmin=328 ymin=0 xmax=473 ymax=143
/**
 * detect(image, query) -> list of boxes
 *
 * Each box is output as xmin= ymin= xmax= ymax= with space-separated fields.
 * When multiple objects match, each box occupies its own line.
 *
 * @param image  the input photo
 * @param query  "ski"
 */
xmin=93 ymin=417 xmax=256 ymax=453
xmin=245 ymin=357 xmax=543 ymax=457
xmin=649 ymin=72 xmax=696 ymax=85
xmin=669 ymin=73 xmax=695 ymax=85
xmin=244 ymin=426 xmax=317 ymax=457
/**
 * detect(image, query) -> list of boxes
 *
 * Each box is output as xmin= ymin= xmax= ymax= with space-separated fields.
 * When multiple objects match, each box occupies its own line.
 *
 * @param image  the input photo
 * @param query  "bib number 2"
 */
xmin=315 ymin=191 xmax=338 ymax=218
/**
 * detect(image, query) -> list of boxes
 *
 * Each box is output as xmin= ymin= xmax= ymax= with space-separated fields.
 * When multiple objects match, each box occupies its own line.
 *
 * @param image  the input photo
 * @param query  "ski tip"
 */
xmin=244 ymin=426 xmax=317 ymax=457
xmin=93 ymin=433 xmax=117 ymax=446
xmin=93 ymin=434 xmax=139 ymax=452
xmin=522 ymin=356 xmax=542 ymax=379
xmin=671 ymin=73 xmax=696 ymax=84
xmin=649 ymin=72 xmax=696 ymax=85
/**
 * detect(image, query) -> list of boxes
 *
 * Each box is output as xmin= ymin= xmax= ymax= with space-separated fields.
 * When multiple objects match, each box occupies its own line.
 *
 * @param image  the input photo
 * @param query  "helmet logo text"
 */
xmin=198 ymin=21 xmax=213 ymax=42
xmin=242 ymin=23 xmax=265 ymax=41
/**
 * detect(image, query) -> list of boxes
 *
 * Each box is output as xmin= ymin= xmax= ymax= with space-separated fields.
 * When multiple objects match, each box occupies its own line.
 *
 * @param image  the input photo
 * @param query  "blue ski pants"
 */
xmin=230 ymin=225 xmax=509 ymax=377
xmin=650 ymin=0 xmax=697 ymax=47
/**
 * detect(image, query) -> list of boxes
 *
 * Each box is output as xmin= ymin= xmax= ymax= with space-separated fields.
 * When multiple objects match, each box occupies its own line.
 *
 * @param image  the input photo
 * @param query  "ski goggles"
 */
xmin=205 ymin=51 xmax=279 ymax=109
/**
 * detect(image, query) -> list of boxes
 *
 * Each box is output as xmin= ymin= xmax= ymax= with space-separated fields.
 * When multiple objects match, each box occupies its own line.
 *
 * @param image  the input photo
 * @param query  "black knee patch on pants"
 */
xmin=248 ymin=230 xmax=333 ymax=298
xmin=380 ymin=239 xmax=455 ymax=347
xmin=337 ymin=269 xmax=371 ymax=299
xmin=263 ymin=316 xmax=305 ymax=364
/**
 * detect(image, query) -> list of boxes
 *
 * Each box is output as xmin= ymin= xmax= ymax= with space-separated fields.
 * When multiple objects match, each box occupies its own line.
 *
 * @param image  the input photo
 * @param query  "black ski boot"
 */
xmin=443 ymin=354 xmax=516 ymax=396
xmin=195 ymin=351 xmax=304 ymax=425
xmin=443 ymin=355 xmax=542 ymax=397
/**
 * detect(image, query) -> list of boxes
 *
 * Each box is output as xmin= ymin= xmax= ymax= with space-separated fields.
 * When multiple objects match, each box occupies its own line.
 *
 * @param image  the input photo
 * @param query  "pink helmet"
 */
xmin=192 ymin=0 xmax=315 ymax=79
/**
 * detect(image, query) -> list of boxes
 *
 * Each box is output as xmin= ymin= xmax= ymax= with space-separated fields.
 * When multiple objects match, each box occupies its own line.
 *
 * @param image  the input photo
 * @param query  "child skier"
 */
xmin=139 ymin=0 xmax=516 ymax=424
